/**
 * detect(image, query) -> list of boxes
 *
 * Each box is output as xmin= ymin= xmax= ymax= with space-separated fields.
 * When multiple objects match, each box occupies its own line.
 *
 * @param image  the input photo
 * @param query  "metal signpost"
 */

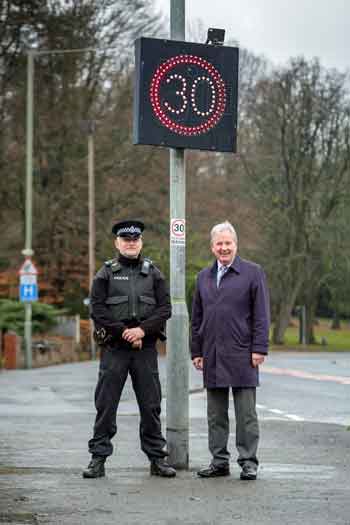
xmin=133 ymin=0 xmax=239 ymax=468
xmin=88 ymin=125 xmax=97 ymax=360
xmin=22 ymin=49 xmax=35 ymax=370
xmin=167 ymin=0 xmax=188 ymax=470
xmin=24 ymin=50 xmax=98 ymax=365
xmin=19 ymin=258 xmax=38 ymax=369
xmin=83 ymin=119 xmax=97 ymax=360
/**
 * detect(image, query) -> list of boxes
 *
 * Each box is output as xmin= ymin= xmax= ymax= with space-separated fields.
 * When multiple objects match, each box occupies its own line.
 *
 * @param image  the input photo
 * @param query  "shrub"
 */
xmin=0 ymin=299 xmax=65 ymax=335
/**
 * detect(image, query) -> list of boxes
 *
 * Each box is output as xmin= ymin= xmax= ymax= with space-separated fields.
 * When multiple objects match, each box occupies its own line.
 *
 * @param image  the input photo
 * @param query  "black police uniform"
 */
xmin=87 ymin=251 xmax=171 ymax=462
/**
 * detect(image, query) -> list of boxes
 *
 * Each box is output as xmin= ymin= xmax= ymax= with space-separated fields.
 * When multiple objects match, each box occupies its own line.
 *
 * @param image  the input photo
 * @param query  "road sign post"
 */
xmin=23 ymin=49 xmax=35 ymax=370
xmin=133 ymin=0 xmax=239 ymax=468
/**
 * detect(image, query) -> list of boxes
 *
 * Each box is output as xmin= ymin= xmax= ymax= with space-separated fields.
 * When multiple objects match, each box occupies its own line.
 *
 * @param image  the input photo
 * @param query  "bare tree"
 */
xmin=244 ymin=57 xmax=350 ymax=343
xmin=0 ymin=0 xmax=163 ymax=307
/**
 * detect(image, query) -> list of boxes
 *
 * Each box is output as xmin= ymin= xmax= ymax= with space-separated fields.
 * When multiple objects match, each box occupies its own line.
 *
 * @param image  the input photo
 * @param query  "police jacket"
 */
xmin=90 ymin=253 xmax=171 ymax=349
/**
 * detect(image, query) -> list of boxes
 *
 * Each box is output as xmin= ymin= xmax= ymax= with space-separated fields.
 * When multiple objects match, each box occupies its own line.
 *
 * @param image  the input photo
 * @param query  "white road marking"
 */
xmin=259 ymin=406 xmax=304 ymax=422
xmin=285 ymin=414 xmax=305 ymax=421
xmin=188 ymin=390 xmax=305 ymax=422
xmin=268 ymin=408 xmax=284 ymax=414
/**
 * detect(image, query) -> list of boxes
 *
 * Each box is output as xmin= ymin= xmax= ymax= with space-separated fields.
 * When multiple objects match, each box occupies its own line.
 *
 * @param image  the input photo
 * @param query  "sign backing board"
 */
xmin=134 ymin=37 xmax=239 ymax=152
xmin=19 ymin=258 xmax=38 ymax=302
xmin=170 ymin=218 xmax=186 ymax=246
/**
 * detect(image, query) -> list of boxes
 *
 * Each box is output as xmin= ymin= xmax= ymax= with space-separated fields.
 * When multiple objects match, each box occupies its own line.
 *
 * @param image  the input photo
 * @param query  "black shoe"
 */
xmin=82 ymin=456 xmax=106 ymax=478
xmin=150 ymin=458 xmax=176 ymax=478
xmin=240 ymin=464 xmax=257 ymax=480
xmin=197 ymin=464 xmax=230 ymax=478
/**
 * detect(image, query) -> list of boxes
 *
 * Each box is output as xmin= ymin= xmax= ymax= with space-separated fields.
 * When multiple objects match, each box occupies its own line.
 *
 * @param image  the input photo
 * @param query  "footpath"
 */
xmin=0 ymin=356 xmax=349 ymax=525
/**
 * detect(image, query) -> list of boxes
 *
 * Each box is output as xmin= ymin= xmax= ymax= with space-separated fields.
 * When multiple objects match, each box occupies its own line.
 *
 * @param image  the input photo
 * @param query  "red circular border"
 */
xmin=171 ymin=220 xmax=185 ymax=237
xmin=149 ymin=55 xmax=226 ymax=136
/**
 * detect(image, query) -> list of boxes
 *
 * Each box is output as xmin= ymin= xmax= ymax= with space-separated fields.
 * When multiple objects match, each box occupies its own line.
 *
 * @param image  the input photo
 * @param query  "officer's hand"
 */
xmin=252 ymin=353 xmax=265 ymax=367
xmin=193 ymin=357 xmax=204 ymax=370
xmin=122 ymin=327 xmax=145 ymax=343
xmin=132 ymin=339 xmax=143 ymax=349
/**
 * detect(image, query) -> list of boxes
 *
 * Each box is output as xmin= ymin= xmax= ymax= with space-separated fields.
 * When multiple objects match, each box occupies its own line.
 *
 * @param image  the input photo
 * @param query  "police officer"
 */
xmin=83 ymin=220 xmax=176 ymax=478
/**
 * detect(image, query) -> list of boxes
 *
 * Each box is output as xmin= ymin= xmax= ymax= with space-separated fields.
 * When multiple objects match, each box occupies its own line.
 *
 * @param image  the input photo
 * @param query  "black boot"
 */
xmin=82 ymin=456 xmax=106 ymax=478
xmin=150 ymin=458 xmax=176 ymax=478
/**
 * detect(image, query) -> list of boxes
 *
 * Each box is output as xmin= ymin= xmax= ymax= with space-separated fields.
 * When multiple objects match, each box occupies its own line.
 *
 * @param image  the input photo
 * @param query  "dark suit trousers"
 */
xmin=88 ymin=347 xmax=167 ymax=460
xmin=207 ymin=387 xmax=259 ymax=468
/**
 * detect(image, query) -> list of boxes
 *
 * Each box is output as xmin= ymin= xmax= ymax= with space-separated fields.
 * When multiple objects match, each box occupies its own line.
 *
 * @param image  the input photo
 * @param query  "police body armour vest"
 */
xmin=104 ymin=258 xmax=157 ymax=322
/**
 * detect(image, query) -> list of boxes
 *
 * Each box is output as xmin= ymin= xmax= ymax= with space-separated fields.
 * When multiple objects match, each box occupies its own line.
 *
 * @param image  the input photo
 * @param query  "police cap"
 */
xmin=112 ymin=219 xmax=144 ymax=239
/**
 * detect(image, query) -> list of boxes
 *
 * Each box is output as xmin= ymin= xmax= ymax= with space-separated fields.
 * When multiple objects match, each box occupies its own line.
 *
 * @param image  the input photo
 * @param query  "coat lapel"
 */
xmin=209 ymin=260 xmax=219 ymax=293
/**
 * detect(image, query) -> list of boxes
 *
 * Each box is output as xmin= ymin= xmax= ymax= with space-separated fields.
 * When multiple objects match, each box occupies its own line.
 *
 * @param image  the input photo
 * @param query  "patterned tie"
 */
xmin=217 ymin=265 xmax=228 ymax=288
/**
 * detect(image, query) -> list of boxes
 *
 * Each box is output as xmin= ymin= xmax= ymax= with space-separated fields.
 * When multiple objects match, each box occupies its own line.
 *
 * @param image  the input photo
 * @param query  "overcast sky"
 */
xmin=154 ymin=0 xmax=349 ymax=72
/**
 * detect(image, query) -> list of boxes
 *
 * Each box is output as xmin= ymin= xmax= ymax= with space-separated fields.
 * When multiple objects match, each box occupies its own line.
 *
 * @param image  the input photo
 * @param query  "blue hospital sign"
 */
xmin=19 ymin=258 xmax=38 ymax=302
xmin=20 ymin=283 xmax=38 ymax=302
xmin=133 ymin=37 xmax=239 ymax=152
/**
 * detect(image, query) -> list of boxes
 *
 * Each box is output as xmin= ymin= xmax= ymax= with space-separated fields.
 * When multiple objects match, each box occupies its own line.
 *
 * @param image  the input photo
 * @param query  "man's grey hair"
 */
xmin=210 ymin=221 xmax=238 ymax=244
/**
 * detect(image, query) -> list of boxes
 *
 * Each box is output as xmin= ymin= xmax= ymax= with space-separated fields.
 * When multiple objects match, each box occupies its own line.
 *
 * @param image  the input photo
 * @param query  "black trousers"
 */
xmin=88 ymin=347 xmax=167 ymax=460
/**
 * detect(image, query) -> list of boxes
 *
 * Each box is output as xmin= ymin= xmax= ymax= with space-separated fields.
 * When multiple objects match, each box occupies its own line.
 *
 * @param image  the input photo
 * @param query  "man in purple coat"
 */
xmin=191 ymin=221 xmax=270 ymax=480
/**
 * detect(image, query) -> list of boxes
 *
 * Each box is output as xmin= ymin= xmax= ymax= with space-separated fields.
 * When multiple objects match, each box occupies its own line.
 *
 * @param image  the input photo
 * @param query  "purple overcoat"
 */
xmin=191 ymin=256 xmax=270 ymax=388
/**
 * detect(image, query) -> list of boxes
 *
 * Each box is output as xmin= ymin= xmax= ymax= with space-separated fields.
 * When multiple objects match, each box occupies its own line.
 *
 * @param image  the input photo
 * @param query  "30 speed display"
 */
xmin=133 ymin=37 xmax=239 ymax=153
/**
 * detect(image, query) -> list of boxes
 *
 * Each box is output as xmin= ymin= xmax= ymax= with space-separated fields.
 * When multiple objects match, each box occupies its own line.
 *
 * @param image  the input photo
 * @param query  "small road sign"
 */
xmin=20 ymin=283 xmax=38 ymax=302
xmin=19 ymin=259 xmax=38 ymax=276
xmin=19 ymin=258 xmax=38 ymax=302
xmin=170 ymin=218 xmax=186 ymax=246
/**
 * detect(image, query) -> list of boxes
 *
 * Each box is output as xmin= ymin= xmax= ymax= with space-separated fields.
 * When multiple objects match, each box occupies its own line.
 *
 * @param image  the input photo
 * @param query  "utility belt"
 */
xmin=93 ymin=326 xmax=114 ymax=346
xmin=93 ymin=328 xmax=141 ymax=351
xmin=93 ymin=321 xmax=166 ymax=350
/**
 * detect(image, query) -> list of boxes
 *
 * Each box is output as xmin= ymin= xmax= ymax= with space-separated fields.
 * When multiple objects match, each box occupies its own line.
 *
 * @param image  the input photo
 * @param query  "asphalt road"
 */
xmin=0 ymin=352 xmax=349 ymax=525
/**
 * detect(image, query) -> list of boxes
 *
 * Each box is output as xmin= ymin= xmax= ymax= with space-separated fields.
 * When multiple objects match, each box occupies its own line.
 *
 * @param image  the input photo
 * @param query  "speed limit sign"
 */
xmin=133 ymin=37 xmax=238 ymax=152
xmin=170 ymin=218 xmax=186 ymax=245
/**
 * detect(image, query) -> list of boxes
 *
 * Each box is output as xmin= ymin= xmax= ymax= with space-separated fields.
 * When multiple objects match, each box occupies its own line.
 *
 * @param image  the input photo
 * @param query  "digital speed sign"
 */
xmin=133 ymin=37 xmax=239 ymax=153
